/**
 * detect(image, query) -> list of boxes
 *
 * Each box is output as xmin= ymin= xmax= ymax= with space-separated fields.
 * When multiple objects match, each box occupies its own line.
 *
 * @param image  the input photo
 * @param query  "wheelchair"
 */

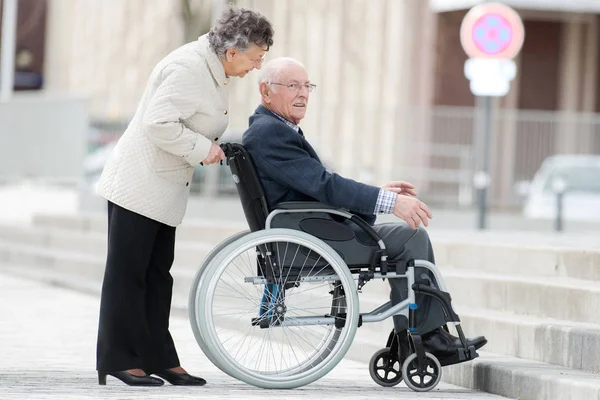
xmin=188 ymin=143 xmax=480 ymax=391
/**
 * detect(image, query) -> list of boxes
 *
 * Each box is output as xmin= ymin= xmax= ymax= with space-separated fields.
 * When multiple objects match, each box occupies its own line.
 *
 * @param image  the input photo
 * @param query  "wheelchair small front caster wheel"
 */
xmin=369 ymin=348 xmax=403 ymax=387
xmin=401 ymin=352 xmax=442 ymax=392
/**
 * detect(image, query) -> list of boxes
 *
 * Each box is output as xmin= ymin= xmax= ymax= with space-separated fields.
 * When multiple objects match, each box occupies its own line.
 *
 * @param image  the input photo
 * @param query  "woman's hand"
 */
xmin=201 ymin=143 xmax=225 ymax=165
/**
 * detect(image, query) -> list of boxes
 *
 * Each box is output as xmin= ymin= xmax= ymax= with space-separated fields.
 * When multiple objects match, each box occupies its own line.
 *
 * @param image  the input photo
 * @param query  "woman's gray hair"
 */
xmin=258 ymin=57 xmax=306 ymax=92
xmin=208 ymin=5 xmax=274 ymax=59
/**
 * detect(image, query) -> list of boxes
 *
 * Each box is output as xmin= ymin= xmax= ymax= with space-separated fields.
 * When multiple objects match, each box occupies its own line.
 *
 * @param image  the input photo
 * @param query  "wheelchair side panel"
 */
xmin=269 ymin=212 xmax=378 ymax=268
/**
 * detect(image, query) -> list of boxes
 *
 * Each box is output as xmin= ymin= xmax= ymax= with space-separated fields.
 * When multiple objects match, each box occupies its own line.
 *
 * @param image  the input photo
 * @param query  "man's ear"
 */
xmin=225 ymin=48 xmax=237 ymax=62
xmin=260 ymin=82 xmax=271 ymax=103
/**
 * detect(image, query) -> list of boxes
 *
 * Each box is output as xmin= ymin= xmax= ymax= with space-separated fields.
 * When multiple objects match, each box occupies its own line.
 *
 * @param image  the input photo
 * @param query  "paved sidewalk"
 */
xmin=0 ymin=272 xmax=510 ymax=399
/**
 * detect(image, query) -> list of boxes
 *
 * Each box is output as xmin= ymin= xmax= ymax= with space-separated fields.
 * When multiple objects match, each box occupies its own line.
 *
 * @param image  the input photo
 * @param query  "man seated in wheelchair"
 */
xmin=240 ymin=57 xmax=487 ymax=367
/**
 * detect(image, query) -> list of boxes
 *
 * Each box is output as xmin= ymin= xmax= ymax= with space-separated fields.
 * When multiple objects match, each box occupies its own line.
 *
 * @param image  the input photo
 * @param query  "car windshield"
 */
xmin=543 ymin=165 xmax=600 ymax=194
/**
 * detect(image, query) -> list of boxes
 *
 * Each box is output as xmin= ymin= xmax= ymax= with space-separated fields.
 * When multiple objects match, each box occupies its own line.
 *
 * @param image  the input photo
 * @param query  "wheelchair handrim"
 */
xmin=196 ymin=229 xmax=360 ymax=387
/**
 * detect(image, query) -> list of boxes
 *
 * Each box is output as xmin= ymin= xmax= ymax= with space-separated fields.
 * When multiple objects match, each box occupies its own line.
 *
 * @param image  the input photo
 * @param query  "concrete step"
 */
xmin=443 ymin=268 xmax=600 ymax=325
xmin=0 ymin=240 xmax=196 ymax=285
xmin=132 ymin=258 xmax=600 ymax=372
xmin=7 ymin=249 xmax=600 ymax=375
xmin=29 ymin=213 xmax=600 ymax=282
xmin=349 ymin=328 xmax=600 ymax=400
xmin=432 ymin=230 xmax=600 ymax=282
xmin=442 ymin=352 xmax=600 ymax=400
xmin=354 ymin=294 xmax=600 ymax=374
xmin=3 ymin=233 xmax=599 ymax=324
xmin=451 ymin=307 xmax=600 ymax=375
xmin=4 ymin=261 xmax=600 ymax=400
xmin=0 ymin=225 xmax=217 ymax=267
xmin=31 ymin=213 xmax=246 ymax=245
xmin=182 ymin=269 xmax=600 ymax=374
xmin=0 ymin=224 xmax=108 ymax=256
xmin=7 ymin=219 xmax=600 ymax=289
xmin=0 ymin=240 xmax=106 ymax=282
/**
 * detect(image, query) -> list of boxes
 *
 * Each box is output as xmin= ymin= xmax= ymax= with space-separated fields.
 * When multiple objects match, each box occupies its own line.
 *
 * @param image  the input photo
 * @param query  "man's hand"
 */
xmin=393 ymin=195 xmax=433 ymax=229
xmin=201 ymin=143 xmax=225 ymax=165
xmin=382 ymin=181 xmax=417 ymax=197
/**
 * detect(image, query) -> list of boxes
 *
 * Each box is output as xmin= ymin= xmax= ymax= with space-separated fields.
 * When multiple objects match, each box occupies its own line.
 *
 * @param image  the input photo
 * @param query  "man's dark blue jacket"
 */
xmin=242 ymin=105 xmax=380 ymax=225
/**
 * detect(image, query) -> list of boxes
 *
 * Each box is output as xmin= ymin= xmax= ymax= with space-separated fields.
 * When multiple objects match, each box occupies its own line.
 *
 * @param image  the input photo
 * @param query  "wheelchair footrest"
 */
xmin=437 ymin=345 xmax=479 ymax=367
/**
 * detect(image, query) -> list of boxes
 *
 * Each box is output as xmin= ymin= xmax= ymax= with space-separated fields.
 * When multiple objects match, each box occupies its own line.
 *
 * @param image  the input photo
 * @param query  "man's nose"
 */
xmin=298 ymin=85 xmax=310 ymax=95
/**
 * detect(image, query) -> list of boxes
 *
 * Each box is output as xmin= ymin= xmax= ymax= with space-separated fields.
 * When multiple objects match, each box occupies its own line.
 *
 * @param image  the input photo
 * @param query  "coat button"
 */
xmin=223 ymin=110 xmax=228 ymax=115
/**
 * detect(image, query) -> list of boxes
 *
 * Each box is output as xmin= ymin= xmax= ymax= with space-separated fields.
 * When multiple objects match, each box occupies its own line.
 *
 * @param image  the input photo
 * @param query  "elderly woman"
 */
xmin=95 ymin=6 xmax=273 ymax=387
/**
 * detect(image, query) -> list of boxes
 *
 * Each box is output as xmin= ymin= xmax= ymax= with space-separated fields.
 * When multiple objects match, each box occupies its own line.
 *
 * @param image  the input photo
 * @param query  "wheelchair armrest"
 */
xmin=270 ymin=202 xmax=378 ymax=242
xmin=274 ymin=201 xmax=344 ymax=211
xmin=270 ymin=202 xmax=354 ymax=223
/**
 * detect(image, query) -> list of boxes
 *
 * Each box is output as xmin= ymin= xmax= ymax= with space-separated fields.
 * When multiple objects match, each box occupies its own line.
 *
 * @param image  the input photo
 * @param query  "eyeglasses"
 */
xmin=269 ymin=82 xmax=317 ymax=93
xmin=248 ymin=55 xmax=266 ymax=66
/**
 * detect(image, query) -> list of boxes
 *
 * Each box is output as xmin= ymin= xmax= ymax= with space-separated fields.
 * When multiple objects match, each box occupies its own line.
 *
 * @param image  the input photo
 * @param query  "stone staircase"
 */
xmin=1 ymin=213 xmax=600 ymax=399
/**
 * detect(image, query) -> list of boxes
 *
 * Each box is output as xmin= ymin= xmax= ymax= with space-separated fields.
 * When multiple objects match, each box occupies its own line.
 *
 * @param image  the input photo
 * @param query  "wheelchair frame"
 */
xmin=188 ymin=143 xmax=480 ymax=392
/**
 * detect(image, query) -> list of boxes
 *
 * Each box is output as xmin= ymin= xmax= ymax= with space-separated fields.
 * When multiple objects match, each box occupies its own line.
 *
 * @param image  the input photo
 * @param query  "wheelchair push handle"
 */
xmin=196 ymin=142 xmax=236 ymax=166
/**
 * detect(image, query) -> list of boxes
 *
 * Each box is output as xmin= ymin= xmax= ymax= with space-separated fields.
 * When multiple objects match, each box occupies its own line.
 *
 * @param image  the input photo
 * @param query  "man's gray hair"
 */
xmin=258 ymin=57 xmax=306 ymax=92
xmin=208 ymin=5 xmax=274 ymax=59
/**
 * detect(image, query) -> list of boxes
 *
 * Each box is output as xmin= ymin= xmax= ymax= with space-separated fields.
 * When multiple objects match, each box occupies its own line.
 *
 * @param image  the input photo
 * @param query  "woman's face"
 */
xmin=223 ymin=44 xmax=268 ymax=78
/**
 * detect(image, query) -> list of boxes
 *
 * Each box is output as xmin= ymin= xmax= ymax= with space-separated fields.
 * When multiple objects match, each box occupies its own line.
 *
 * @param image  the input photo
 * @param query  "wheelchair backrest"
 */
xmin=221 ymin=143 xmax=270 ymax=232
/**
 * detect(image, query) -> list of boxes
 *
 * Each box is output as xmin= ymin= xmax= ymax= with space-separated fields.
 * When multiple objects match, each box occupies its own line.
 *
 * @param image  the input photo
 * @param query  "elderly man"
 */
xmin=242 ymin=57 xmax=487 ymax=362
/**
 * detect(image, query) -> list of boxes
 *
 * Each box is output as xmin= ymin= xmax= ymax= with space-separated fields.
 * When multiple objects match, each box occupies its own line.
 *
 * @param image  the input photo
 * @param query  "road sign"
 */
xmin=461 ymin=2 xmax=524 ymax=97
xmin=464 ymin=58 xmax=516 ymax=97
xmin=460 ymin=2 xmax=525 ymax=60
xmin=459 ymin=3 xmax=525 ymax=230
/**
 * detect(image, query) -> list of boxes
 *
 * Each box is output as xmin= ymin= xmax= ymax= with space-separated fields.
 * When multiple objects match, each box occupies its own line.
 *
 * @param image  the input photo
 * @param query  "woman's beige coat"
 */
xmin=97 ymin=34 xmax=230 ymax=226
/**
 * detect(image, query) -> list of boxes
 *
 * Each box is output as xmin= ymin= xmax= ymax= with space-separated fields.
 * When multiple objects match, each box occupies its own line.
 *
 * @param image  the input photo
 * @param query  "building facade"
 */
xmin=36 ymin=0 xmax=600 ymax=208
xmin=419 ymin=1 xmax=600 ymax=207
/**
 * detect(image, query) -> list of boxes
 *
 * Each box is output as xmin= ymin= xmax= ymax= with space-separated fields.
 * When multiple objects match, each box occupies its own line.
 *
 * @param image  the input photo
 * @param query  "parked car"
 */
xmin=520 ymin=154 xmax=600 ymax=221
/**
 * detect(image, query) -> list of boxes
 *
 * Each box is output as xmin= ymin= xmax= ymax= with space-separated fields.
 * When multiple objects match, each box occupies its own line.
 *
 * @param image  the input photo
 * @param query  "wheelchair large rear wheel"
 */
xmin=190 ymin=228 xmax=359 ymax=389
xmin=189 ymin=230 xmax=250 ymax=370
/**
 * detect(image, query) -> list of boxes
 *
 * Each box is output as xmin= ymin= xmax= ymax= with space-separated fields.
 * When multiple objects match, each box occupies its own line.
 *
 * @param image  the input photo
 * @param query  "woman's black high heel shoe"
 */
xmin=98 ymin=370 xmax=164 ymax=386
xmin=154 ymin=369 xmax=207 ymax=386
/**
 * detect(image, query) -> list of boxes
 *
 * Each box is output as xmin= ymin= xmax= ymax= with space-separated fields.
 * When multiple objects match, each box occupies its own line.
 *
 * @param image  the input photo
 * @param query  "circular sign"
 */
xmin=460 ymin=2 xmax=524 ymax=59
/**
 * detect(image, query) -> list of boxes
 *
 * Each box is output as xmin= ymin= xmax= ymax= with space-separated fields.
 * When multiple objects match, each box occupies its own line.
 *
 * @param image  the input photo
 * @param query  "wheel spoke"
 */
xmin=192 ymin=230 xmax=359 ymax=388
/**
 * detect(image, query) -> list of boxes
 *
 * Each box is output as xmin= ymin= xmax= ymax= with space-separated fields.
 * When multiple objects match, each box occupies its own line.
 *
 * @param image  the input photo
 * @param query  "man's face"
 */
xmin=225 ymin=44 xmax=267 ymax=78
xmin=263 ymin=64 xmax=310 ymax=125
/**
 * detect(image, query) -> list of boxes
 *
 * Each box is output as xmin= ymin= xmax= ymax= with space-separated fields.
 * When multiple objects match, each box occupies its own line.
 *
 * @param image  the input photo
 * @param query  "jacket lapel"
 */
xmin=253 ymin=107 xmax=322 ymax=163
xmin=298 ymin=130 xmax=321 ymax=163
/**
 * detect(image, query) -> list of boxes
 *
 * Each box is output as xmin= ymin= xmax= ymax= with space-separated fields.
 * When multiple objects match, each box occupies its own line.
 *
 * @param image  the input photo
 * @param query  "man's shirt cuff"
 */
xmin=374 ymin=189 xmax=397 ymax=214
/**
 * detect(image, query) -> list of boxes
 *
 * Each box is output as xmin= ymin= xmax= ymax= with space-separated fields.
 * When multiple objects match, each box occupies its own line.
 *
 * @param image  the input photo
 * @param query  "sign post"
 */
xmin=460 ymin=2 xmax=524 ymax=230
